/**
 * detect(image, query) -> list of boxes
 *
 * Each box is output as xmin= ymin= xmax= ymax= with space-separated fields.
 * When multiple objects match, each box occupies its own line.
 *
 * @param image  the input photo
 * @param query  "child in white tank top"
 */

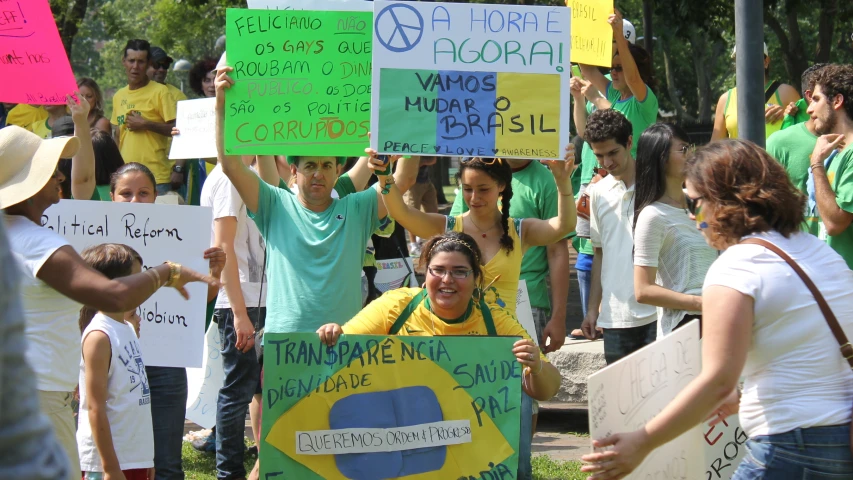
xmin=76 ymin=244 xmax=154 ymax=480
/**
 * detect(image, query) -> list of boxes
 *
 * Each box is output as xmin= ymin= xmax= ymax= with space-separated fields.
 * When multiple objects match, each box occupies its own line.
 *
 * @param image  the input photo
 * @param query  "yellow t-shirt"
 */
xmin=111 ymin=82 xmax=177 ymax=184
xmin=166 ymin=84 xmax=187 ymax=102
xmin=7 ymin=104 xmax=47 ymax=131
xmin=29 ymin=119 xmax=52 ymax=139
xmin=342 ymin=288 xmax=548 ymax=363
xmin=448 ymin=215 xmax=525 ymax=313
xmin=724 ymin=86 xmax=784 ymax=140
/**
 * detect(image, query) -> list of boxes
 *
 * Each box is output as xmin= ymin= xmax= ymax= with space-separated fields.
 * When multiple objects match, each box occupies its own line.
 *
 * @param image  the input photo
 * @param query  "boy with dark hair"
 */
xmin=581 ymin=109 xmax=657 ymax=364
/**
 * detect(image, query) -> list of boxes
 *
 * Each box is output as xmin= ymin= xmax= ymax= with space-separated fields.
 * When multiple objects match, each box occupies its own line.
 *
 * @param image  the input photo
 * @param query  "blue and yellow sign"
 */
xmin=261 ymin=333 xmax=522 ymax=479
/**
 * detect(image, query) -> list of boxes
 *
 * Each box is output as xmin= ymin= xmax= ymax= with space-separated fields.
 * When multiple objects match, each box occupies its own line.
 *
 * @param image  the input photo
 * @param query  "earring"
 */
xmin=421 ymin=282 xmax=426 ymax=289
xmin=472 ymin=288 xmax=482 ymax=301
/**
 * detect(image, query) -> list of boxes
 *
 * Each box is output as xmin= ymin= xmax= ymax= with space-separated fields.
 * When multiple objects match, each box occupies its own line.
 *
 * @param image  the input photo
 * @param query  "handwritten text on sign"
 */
xmin=170 ymin=98 xmax=217 ymax=160
xmin=261 ymin=333 xmax=521 ymax=480
xmin=224 ymin=8 xmax=372 ymax=156
xmin=0 ymin=0 xmax=78 ymax=104
xmin=588 ymin=321 xmax=703 ymax=479
xmin=567 ymin=0 xmax=613 ymax=67
xmin=370 ymin=1 xmax=571 ymax=160
xmin=41 ymin=200 xmax=213 ymax=368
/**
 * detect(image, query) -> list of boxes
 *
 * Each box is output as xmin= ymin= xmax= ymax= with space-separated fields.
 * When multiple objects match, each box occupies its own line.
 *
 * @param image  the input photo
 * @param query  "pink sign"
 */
xmin=0 ymin=0 xmax=77 ymax=104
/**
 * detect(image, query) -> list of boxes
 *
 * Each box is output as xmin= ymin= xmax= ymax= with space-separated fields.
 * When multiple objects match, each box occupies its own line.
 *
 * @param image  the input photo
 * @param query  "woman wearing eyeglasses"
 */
xmin=632 ymin=124 xmax=717 ymax=338
xmin=366 ymin=151 xmax=576 ymax=316
xmin=582 ymin=140 xmax=853 ymax=479
xmin=317 ymin=231 xmax=562 ymax=402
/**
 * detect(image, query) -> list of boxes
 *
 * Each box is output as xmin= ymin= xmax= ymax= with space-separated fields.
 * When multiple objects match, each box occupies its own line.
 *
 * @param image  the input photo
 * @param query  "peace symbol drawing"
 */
xmin=374 ymin=3 xmax=424 ymax=53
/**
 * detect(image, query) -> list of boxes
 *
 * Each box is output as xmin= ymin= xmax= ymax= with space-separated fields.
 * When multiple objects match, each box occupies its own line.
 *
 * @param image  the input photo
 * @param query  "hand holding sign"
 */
xmin=582 ymin=429 xmax=655 ymax=479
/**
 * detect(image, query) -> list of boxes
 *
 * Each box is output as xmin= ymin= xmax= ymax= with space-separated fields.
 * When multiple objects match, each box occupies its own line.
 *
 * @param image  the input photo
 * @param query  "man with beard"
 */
xmin=809 ymin=64 xmax=853 ymax=267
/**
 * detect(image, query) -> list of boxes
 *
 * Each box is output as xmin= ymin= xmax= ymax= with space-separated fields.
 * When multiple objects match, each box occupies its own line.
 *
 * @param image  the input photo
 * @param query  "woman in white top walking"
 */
xmin=632 ymin=123 xmax=717 ymax=337
xmin=582 ymin=139 xmax=853 ymax=479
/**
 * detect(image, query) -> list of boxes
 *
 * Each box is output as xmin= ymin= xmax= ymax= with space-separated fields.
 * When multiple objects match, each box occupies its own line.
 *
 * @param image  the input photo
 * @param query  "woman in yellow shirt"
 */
xmin=366 ymin=152 xmax=576 ymax=314
xmin=318 ymin=232 xmax=561 ymax=401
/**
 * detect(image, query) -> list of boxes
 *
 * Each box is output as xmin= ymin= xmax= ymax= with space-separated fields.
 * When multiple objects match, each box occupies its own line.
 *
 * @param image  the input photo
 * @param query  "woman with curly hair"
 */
xmin=582 ymin=139 xmax=853 ymax=479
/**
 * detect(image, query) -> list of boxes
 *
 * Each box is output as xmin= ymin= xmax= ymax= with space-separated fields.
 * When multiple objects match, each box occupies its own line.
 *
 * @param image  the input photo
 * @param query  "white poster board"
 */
xmin=370 ymin=1 xmax=571 ymax=159
xmin=41 ymin=200 xmax=212 ymax=368
xmin=186 ymin=321 xmax=226 ymax=429
xmin=169 ymin=98 xmax=217 ymax=160
xmin=703 ymin=413 xmax=747 ymax=480
xmin=587 ymin=321 xmax=703 ymax=479
xmin=373 ymin=257 xmax=417 ymax=293
xmin=516 ymin=280 xmax=538 ymax=346
xmin=247 ymin=0 xmax=372 ymax=11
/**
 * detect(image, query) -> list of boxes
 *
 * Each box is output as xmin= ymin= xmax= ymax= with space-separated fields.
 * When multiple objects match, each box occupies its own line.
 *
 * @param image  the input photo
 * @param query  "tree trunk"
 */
xmin=689 ymin=30 xmax=717 ymax=124
xmin=642 ymin=0 xmax=654 ymax=62
xmin=659 ymin=34 xmax=696 ymax=123
xmin=765 ymin=4 xmax=807 ymax=90
xmin=50 ymin=0 xmax=89 ymax=57
xmin=816 ymin=0 xmax=837 ymax=62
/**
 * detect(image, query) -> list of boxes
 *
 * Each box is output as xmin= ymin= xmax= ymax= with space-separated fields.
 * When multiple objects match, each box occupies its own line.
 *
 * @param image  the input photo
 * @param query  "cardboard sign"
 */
xmin=248 ymin=0 xmax=372 ymax=11
xmin=373 ymin=257 xmax=417 ymax=293
xmin=224 ymin=7 xmax=373 ymax=156
xmin=587 ymin=321 xmax=703 ymax=479
xmin=186 ymin=322 xmax=226 ymax=429
xmin=370 ymin=1 xmax=571 ymax=159
xmin=170 ymin=98 xmax=217 ymax=160
xmin=261 ymin=332 xmax=521 ymax=479
xmin=566 ymin=0 xmax=613 ymax=67
xmin=41 ymin=200 xmax=213 ymax=368
xmin=0 ymin=0 xmax=78 ymax=104
xmin=516 ymin=280 xmax=538 ymax=346
xmin=703 ymin=413 xmax=747 ymax=480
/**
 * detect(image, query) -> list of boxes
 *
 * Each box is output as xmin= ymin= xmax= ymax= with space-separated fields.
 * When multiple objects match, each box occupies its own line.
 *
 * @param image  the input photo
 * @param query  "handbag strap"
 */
xmin=740 ymin=238 xmax=853 ymax=368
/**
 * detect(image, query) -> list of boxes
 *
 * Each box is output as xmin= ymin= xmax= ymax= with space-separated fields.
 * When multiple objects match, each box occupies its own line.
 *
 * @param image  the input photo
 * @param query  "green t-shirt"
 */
xmin=766 ymin=123 xmax=817 ymax=197
xmin=249 ymin=177 xmax=379 ymax=333
xmin=448 ymin=161 xmax=572 ymax=312
xmin=820 ymin=147 xmax=853 ymax=268
xmin=580 ymin=82 xmax=659 ymax=185
xmin=781 ymin=98 xmax=810 ymax=130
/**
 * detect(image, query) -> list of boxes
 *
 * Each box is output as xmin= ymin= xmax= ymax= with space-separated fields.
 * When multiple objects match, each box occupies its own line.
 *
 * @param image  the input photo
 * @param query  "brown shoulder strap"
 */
xmin=740 ymin=238 xmax=853 ymax=367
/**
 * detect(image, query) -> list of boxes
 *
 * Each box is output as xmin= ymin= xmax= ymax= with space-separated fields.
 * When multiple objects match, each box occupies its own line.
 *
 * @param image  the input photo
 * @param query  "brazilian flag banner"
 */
xmin=262 ymin=333 xmax=522 ymax=479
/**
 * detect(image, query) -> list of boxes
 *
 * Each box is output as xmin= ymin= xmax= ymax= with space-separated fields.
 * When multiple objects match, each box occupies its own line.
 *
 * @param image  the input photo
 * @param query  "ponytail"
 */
xmin=498 ymin=182 xmax=514 ymax=253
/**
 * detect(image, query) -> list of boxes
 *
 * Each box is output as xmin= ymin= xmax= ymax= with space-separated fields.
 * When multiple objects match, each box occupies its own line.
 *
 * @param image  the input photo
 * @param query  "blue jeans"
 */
xmin=145 ymin=366 xmax=187 ymax=480
xmin=602 ymin=322 xmax=657 ymax=365
xmin=517 ymin=393 xmax=533 ymax=480
xmin=214 ymin=308 xmax=265 ymax=480
xmin=577 ymin=269 xmax=591 ymax=318
xmin=733 ymin=424 xmax=853 ymax=479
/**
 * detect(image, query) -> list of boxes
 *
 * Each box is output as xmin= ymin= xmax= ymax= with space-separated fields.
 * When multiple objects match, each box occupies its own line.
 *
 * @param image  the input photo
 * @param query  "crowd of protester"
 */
xmin=1 ymin=8 xmax=853 ymax=480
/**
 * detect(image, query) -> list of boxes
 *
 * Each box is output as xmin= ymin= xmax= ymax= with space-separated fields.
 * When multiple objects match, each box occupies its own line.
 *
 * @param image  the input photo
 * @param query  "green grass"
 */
xmin=533 ymin=456 xmax=587 ymax=480
xmin=182 ymin=442 xmax=584 ymax=479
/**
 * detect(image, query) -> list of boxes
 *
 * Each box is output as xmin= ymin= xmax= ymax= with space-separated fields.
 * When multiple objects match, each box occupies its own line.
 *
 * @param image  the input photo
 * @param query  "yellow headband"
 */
xmin=428 ymin=238 xmax=479 ymax=264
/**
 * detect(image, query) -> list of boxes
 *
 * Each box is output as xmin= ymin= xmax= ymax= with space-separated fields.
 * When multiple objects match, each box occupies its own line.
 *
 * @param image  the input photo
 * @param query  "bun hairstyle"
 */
xmin=457 ymin=157 xmax=514 ymax=253
xmin=420 ymin=232 xmax=485 ymax=291
xmin=78 ymin=243 xmax=143 ymax=333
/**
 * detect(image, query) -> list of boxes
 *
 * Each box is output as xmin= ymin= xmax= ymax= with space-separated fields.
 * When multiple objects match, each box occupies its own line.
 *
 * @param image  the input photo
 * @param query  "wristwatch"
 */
xmin=172 ymin=165 xmax=185 ymax=174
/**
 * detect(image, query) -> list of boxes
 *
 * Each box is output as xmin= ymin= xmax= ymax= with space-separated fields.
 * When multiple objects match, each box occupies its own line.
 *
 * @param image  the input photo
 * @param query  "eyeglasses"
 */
xmin=683 ymin=190 xmax=704 ymax=215
xmin=611 ymin=66 xmax=624 ymax=73
xmin=678 ymin=144 xmax=696 ymax=155
xmin=461 ymin=157 xmax=503 ymax=166
xmin=427 ymin=267 xmax=473 ymax=280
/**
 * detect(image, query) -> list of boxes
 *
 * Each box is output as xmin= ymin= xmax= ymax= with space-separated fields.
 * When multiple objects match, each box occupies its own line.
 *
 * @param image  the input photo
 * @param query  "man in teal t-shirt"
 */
xmin=449 ymin=159 xmax=572 ymax=351
xmin=767 ymin=123 xmax=818 ymax=197
xmin=808 ymin=64 xmax=853 ymax=268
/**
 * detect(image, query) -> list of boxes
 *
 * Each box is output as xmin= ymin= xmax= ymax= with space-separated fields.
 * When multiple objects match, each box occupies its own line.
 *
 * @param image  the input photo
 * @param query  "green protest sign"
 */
xmin=261 ymin=332 xmax=522 ymax=479
xmin=224 ymin=9 xmax=372 ymax=156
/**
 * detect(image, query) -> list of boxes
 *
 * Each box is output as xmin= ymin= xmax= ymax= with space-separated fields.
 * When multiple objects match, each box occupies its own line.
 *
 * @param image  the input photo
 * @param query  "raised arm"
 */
xmin=366 ymin=149 xmax=445 ymax=237
xmin=394 ymin=157 xmax=421 ymax=194
xmin=711 ymin=92 xmax=729 ymax=141
xmin=38 ymin=245 xmax=217 ymax=313
xmin=610 ymin=9 xmax=648 ymax=102
xmin=571 ymin=77 xmax=588 ymax=138
xmin=255 ymin=155 xmax=280 ymax=186
xmin=68 ymin=93 xmax=96 ymax=200
xmin=521 ymin=156 xmax=577 ymax=246
xmin=215 ymin=67 xmax=261 ymax=214
xmin=579 ymin=63 xmax=610 ymax=98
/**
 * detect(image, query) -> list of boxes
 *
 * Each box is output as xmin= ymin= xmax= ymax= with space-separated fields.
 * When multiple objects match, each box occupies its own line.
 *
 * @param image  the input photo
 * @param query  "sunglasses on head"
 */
xmin=461 ymin=157 xmax=503 ymax=166
xmin=683 ymin=189 xmax=703 ymax=215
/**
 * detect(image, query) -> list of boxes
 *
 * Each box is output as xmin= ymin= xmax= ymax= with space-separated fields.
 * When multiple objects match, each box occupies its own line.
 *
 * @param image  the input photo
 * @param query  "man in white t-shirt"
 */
xmin=581 ymin=109 xmax=657 ymax=364
xmin=201 ymin=156 xmax=267 ymax=480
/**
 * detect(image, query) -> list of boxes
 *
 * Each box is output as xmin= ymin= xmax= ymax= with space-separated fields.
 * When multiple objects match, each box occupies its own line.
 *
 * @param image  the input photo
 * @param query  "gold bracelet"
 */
xmin=164 ymin=262 xmax=181 ymax=287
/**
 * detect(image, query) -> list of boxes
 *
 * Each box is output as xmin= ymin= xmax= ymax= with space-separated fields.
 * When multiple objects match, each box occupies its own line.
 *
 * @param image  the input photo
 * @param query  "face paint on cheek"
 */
xmin=695 ymin=205 xmax=708 ymax=229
